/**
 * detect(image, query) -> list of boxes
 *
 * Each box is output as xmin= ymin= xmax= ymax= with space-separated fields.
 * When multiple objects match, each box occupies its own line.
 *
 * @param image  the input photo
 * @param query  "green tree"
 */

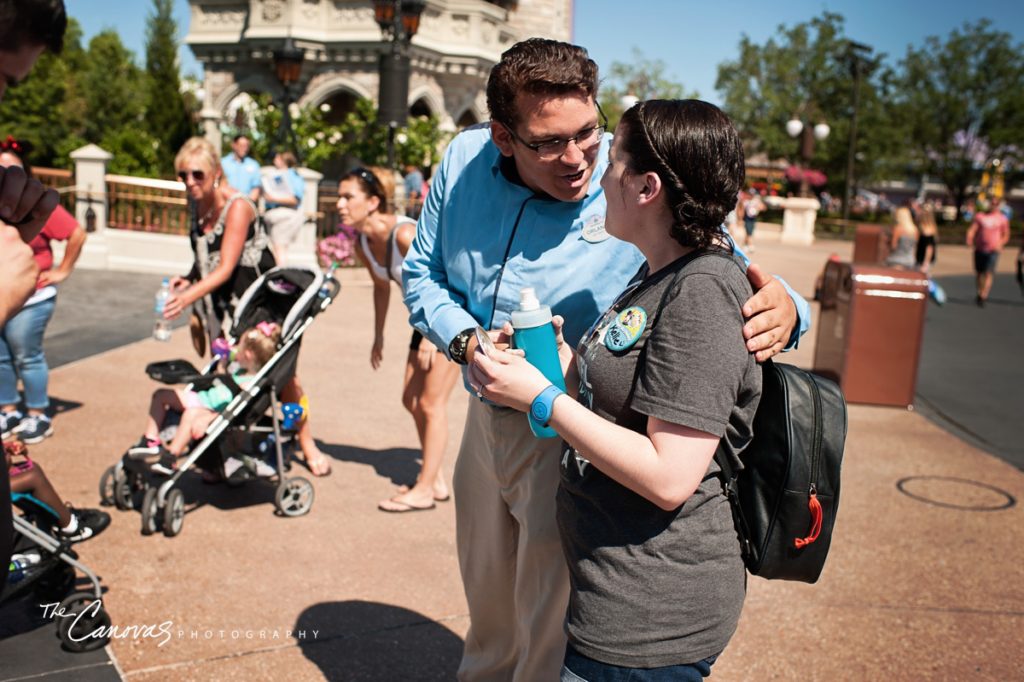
xmin=81 ymin=32 xmax=144 ymax=143
xmin=242 ymin=96 xmax=449 ymax=176
xmin=597 ymin=48 xmax=696 ymax=131
xmin=715 ymin=12 xmax=899 ymax=199
xmin=144 ymin=0 xmax=193 ymax=176
xmin=889 ymin=20 xmax=1024 ymax=214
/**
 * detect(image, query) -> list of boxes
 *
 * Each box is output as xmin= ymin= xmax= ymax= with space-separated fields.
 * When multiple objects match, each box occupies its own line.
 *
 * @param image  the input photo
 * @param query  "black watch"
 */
xmin=448 ymin=328 xmax=475 ymax=365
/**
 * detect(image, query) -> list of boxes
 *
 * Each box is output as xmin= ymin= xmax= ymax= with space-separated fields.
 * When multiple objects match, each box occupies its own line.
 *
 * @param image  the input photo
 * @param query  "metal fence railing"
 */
xmin=106 ymin=174 xmax=189 ymax=235
xmin=34 ymin=166 xmax=76 ymax=214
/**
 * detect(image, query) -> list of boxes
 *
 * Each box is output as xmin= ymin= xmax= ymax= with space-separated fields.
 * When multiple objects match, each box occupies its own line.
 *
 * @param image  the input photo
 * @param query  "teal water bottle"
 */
xmin=511 ymin=287 xmax=567 ymax=438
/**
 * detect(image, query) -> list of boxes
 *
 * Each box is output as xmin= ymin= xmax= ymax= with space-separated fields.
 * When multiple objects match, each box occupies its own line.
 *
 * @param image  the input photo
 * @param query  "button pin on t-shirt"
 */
xmin=604 ymin=306 xmax=647 ymax=351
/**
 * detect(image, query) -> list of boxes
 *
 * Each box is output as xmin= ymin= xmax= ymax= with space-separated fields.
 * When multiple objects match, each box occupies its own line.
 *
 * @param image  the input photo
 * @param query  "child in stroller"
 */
xmin=5 ymin=444 xmax=112 ymax=652
xmin=124 ymin=322 xmax=282 ymax=477
xmin=101 ymin=266 xmax=337 ymax=536
xmin=6 ymin=440 xmax=109 ymax=542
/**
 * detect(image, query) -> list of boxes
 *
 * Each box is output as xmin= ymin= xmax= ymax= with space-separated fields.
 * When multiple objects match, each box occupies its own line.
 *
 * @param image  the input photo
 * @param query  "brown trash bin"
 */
xmin=813 ymin=261 xmax=928 ymax=408
xmin=852 ymin=224 xmax=889 ymax=264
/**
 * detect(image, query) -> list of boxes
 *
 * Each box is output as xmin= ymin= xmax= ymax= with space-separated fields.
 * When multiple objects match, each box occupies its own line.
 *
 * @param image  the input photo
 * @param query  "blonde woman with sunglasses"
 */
xmin=162 ymin=137 xmax=332 ymax=478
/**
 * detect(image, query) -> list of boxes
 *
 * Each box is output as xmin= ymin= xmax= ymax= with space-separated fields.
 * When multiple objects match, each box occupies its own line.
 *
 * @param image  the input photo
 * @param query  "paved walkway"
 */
xmin=1 ymin=236 xmax=1022 ymax=680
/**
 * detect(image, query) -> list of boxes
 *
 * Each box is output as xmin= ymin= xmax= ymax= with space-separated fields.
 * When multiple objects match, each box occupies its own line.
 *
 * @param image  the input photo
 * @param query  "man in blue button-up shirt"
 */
xmin=403 ymin=38 xmax=809 ymax=682
xmin=220 ymin=134 xmax=261 ymax=203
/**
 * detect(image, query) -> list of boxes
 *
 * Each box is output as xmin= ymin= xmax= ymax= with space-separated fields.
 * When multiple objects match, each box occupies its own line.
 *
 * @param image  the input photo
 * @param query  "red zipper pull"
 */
xmin=794 ymin=489 xmax=823 ymax=549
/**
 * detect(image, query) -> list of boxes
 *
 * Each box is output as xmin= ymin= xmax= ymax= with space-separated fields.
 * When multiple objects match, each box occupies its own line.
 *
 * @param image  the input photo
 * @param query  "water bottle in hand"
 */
xmin=153 ymin=278 xmax=172 ymax=341
xmin=510 ymin=287 xmax=566 ymax=439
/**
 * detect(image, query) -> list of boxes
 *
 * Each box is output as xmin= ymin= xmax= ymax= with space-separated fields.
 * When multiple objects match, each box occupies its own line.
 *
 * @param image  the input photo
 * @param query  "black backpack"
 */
xmin=716 ymin=359 xmax=847 ymax=583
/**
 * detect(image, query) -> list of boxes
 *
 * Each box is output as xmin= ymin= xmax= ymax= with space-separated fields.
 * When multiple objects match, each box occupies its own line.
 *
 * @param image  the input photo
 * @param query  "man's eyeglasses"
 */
xmin=177 ymin=169 xmax=206 ymax=182
xmin=502 ymin=108 xmax=608 ymax=161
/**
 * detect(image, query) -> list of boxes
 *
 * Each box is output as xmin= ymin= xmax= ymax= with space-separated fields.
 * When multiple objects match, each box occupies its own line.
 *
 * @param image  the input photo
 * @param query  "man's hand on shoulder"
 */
xmin=741 ymin=263 xmax=797 ymax=363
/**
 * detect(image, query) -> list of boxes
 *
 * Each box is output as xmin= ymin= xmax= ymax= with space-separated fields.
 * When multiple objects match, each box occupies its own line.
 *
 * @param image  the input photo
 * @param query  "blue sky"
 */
xmin=71 ymin=0 xmax=1023 ymax=105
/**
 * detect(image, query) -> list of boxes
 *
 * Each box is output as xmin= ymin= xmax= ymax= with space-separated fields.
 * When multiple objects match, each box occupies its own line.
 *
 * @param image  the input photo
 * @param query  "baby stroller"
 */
xmin=3 ymin=493 xmax=111 ymax=652
xmin=98 ymin=266 xmax=340 ymax=537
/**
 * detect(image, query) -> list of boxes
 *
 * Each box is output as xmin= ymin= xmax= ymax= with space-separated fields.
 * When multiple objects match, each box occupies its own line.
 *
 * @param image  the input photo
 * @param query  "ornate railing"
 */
xmin=106 ymin=174 xmax=189 ymax=235
xmin=34 ymin=166 xmax=76 ymax=214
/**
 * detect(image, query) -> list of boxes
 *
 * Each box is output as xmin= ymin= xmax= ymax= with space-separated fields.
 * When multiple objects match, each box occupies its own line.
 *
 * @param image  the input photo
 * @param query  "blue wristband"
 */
xmin=529 ymin=385 xmax=564 ymax=428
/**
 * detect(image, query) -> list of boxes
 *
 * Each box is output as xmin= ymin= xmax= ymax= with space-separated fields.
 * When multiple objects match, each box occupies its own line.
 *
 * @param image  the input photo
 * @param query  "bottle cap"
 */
xmin=518 ymin=287 xmax=540 ymax=312
xmin=162 ymin=277 xmax=170 ymax=285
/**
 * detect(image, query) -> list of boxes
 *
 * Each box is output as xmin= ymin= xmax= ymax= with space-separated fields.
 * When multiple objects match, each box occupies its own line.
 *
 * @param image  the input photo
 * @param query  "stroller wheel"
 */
xmin=163 ymin=489 xmax=185 ymax=537
xmin=113 ymin=475 xmax=135 ymax=511
xmin=275 ymin=477 xmax=315 ymax=517
xmin=57 ymin=592 xmax=110 ymax=652
xmin=34 ymin=563 xmax=76 ymax=603
xmin=140 ymin=487 xmax=160 ymax=536
xmin=98 ymin=466 xmax=116 ymax=506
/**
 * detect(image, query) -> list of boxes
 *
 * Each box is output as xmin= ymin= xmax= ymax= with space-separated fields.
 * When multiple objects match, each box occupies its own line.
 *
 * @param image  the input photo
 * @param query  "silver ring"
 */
xmin=475 ymin=390 xmax=483 ymax=399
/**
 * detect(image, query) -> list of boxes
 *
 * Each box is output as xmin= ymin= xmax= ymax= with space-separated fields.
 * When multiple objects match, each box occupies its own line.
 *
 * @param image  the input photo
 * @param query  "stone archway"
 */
xmin=456 ymin=108 xmax=480 ymax=129
xmin=408 ymin=85 xmax=445 ymax=121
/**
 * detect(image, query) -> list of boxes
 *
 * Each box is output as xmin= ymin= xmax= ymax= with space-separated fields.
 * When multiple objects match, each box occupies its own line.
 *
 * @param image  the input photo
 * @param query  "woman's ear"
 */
xmin=367 ymin=194 xmax=381 ymax=214
xmin=637 ymin=171 xmax=663 ymax=206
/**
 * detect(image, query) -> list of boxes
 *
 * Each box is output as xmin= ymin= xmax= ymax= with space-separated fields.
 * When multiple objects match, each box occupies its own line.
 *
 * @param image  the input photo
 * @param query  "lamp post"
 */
xmin=786 ymin=117 xmax=830 ymax=198
xmin=843 ymin=40 xmax=873 ymax=222
xmin=273 ymin=37 xmax=305 ymax=160
xmin=374 ymin=0 xmax=426 ymax=169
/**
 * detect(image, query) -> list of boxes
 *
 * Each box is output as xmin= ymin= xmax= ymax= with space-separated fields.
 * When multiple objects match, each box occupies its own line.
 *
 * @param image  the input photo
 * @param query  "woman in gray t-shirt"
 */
xmin=470 ymin=100 xmax=762 ymax=680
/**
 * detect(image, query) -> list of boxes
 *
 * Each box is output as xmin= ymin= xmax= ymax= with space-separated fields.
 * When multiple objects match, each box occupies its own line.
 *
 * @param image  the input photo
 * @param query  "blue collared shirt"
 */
xmin=403 ymin=126 xmax=810 ymax=359
xmin=221 ymin=154 xmax=261 ymax=195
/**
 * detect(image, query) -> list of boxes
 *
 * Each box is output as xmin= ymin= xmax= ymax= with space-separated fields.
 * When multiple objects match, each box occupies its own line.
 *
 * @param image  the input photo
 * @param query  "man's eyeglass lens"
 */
xmin=515 ymin=125 xmax=605 ymax=160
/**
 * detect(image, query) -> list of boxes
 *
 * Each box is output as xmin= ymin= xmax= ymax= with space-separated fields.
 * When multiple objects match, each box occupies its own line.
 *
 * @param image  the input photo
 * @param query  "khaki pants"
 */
xmin=454 ymin=398 xmax=569 ymax=682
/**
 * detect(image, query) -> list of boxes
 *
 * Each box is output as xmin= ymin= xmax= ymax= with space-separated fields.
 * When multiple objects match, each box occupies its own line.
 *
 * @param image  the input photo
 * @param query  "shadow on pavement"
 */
xmin=0 ymin=597 xmax=118 ymax=681
xmin=918 ymin=272 xmax=1024 ymax=469
xmin=295 ymin=600 xmax=462 ymax=681
xmin=319 ymin=443 xmax=424 ymax=488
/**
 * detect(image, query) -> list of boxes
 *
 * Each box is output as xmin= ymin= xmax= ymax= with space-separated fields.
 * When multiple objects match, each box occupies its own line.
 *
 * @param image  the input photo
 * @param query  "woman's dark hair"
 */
xmin=618 ymin=100 xmax=745 ymax=250
xmin=0 ymin=0 xmax=66 ymax=53
xmin=341 ymin=166 xmax=390 ymax=213
xmin=486 ymin=38 xmax=599 ymax=128
xmin=0 ymin=135 xmax=33 ymax=176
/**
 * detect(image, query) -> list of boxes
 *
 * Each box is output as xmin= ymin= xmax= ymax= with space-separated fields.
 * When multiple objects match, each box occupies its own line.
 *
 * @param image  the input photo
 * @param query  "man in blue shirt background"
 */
xmin=403 ymin=38 xmax=809 ymax=681
xmin=220 ymin=133 xmax=261 ymax=203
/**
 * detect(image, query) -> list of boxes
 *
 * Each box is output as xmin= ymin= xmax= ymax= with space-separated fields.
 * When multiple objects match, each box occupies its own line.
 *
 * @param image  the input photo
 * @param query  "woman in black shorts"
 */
xmin=338 ymin=166 xmax=460 ymax=512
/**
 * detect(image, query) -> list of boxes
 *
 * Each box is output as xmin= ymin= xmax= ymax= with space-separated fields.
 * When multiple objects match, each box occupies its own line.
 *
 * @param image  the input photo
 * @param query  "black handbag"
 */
xmin=716 ymin=359 xmax=848 ymax=583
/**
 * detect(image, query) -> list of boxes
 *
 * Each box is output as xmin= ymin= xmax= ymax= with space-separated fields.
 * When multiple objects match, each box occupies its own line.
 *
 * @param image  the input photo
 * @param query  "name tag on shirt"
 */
xmin=581 ymin=215 xmax=610 ymax=243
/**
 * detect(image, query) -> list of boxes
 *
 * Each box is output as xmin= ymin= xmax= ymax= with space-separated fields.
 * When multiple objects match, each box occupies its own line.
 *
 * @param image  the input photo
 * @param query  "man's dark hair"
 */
xmin=618 ymin=100 xmax=745 ymax=250
xmin=486 ymin=38 xmax=599 ymax=128
xmin=0 ymin=0 xmax=67 ymax=54
xmin=232 ymin=133 xmax=250 ymax=143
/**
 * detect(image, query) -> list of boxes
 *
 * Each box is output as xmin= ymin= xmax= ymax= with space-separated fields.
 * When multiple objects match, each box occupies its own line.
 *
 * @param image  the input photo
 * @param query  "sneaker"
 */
xmin=59 ymin=507 xmax=111 ymax=543
xmin=14 ymin=414 xmax=53 ymax=444
xmin=0 ymin=410 xmax=22 ymax=439
xmin=127 ymin=435 xmax=161 ymax=457
xmin=150 ymin=448 xmax=178 ymax=476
